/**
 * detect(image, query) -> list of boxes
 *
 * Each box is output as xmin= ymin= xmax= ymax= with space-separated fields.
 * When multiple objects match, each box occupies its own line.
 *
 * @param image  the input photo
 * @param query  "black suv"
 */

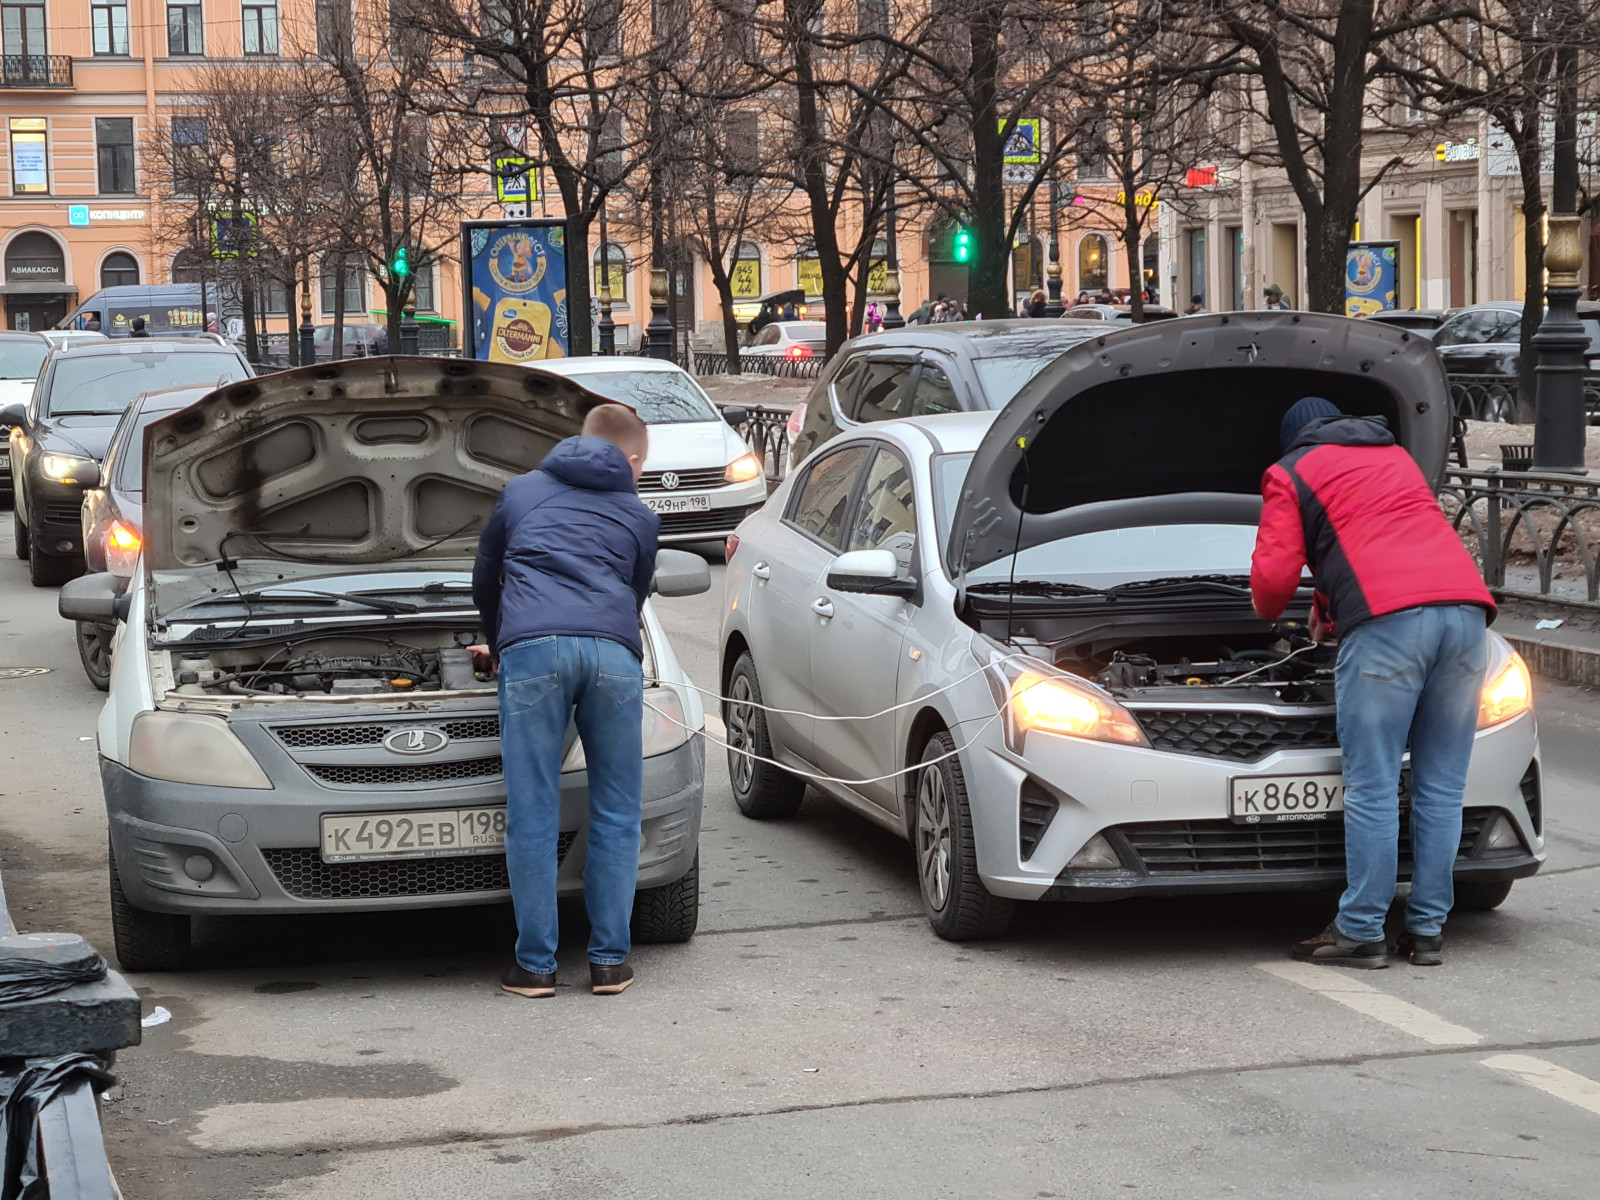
xmin=5 ymin=339 xmax=251 ymax=586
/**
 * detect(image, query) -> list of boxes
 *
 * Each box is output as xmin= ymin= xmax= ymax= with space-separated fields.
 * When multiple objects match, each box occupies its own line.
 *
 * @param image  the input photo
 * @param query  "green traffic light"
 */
xmin=953 ymin=227 xmax=973 ymax=263
xmin=391 ymin=247 xmax=410 ymax=279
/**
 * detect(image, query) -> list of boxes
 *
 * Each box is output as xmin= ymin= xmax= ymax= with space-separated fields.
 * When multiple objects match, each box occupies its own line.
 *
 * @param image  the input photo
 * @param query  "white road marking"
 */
xmin=1255 ymin=962 xmax=1484 ymax=1046
xmin=1482 ymin=1055 xmax=1600 ymax=1118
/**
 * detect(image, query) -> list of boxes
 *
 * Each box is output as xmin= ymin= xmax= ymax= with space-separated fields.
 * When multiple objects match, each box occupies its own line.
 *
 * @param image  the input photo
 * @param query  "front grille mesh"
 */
xmin=639 ymin=466 xmax=728 ymax=492
xmin=45 ymin=502 xmax=82 ymax=526
xmin=274 ymin=716 xmax=500 ymax=749
xmin=1133 ymin=709 xmax=1339 ymax=763
xmin=1119 ymin=807 xmax=1491 ymax=875
xmin=306 ymin=755 xmax=503 ymax=787
xmin=263 ymin=833 xmax=577 ymax=899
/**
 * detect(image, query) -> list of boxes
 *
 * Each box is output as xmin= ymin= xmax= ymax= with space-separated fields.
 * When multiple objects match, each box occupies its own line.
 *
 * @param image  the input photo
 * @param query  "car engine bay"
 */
xmin=161 ymin=630 xmax=489 ymax=698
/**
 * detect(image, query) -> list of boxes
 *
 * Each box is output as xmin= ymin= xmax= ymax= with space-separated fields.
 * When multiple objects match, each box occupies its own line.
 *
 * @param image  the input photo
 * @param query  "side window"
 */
xmin=1490 ymin=312 xmax=1522 ymax=342
xmin=788 ymin=444 xmax=871 ymax=549
xmin=846 ymin=448 xmax=917 ymax=573
xmin=850 ymin=360 xmax=915 ymax=423
xmin=754 ymin=325 xmax=780 ymax=346
xmin=828 ymin=356 xmax=866 ymax=415
xmin=908 ymin=362 xmax=960 ymax=417
xmin=1433 ymin=314 xmax=1472 ymax=347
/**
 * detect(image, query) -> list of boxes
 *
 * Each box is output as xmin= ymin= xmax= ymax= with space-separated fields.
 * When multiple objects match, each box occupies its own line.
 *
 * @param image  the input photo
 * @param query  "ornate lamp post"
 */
xmin=882 ymin=172 xmax=905 ymax=331
xmin=1045 ymin=177 xmax=1065 ymax=317
xmin=598 ymin=202 xmax=616 ymax=355
xmin=400 ymin=294 xmax=419 ymax=355
xmin=1533 ymin=39 xmax=1587 ymax=473
xmin=299 ymin=287 xmax=315 ymax=365
xmin=645 ymin=265 xmax=674 ymax=360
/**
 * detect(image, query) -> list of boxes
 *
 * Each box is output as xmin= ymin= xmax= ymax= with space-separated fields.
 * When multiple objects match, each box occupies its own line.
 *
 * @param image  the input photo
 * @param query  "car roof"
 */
xmin=854 ymin=410 xmax=998 ymax=455
xmin=0 ymin=330 xmax=48 ymax=342
xmin=527 ymin=356 xmax=689 ymax=377
xmin=50 ymin=338 xmax=242 ymax=358
xmin=132 ymin=384 xmax=214 ymax=414
xmin=845 ymin=318 xmax=1102 ymax=357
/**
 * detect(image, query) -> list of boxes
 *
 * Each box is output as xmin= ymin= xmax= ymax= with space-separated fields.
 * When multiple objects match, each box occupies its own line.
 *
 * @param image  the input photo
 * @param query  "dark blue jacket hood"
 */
xmin=540 ymin=435 xmax=638 ymax=492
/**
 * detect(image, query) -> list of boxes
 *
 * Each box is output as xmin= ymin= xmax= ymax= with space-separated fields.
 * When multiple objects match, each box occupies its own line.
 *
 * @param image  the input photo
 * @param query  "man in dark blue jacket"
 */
xmin=473 ymin=404 xmax=659 ymax=998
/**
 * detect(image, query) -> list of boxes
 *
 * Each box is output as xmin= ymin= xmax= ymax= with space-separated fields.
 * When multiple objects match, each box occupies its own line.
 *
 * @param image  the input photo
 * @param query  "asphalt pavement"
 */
xmin=2 ymin=530 xmax=1599 ymax=1198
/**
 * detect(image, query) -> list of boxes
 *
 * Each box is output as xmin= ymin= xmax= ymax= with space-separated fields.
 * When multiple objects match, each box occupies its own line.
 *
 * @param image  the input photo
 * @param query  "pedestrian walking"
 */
xmin=907 ymin=297 xmax=933 ymax=325
xmin=129 ymin=316 xmax=149 ymax=338
xmin=472 ymin=404 xmax=661 ymax=998
xmin=866 ymin=300 xmax=883 ymax=334
xmin=1026 ymin=289 xmax=1048 ymax=318
xmin=1251 ymin=396 xmax=1496 ymax=969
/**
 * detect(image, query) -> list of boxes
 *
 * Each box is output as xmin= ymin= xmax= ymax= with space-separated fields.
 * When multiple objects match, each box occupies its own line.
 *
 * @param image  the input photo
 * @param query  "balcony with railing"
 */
xmin=0 ymin=54 xmax=74 ymax=88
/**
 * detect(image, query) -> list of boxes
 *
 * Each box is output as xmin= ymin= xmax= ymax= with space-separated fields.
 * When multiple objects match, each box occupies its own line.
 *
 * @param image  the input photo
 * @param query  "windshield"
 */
xmin=0 ymin=339 xmax=48 ymax=381
xmin=46 ymin=351 xmax=248 ymax=416
xmin=933 ymin=453 xmax=1257 ymax=584
xmin=971 ymin=353 xmax=1064 ymax=409
xmin=567 ymin=369 xmax=720 ymax=423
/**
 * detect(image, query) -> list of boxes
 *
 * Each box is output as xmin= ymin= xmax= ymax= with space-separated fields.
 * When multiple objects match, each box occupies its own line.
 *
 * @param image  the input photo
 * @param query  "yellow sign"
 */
xmin=866 ymin=258 xmax=888 ymax=292
xmin=1115 ymin=190 xmax=1159 ymax=208
xmin=489 ymin=296 xmax=565 ymax=362
xmin=797 ymin=257 xmax=822 ymax=297
xmin=730 ymin=258 xmax=762 ymax=299
xmin=593 ymin=263 xmax=626 ymax=299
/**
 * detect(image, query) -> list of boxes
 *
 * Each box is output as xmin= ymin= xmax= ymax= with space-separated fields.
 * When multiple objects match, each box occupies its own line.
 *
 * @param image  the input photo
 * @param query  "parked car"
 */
xmin=743 ymin=321 xmax=829 ymax=359
xmin=60 ymin=356 xmax=711 ymax=971
xmin=4 ymin=338 xmax=252 ymax=586
xmin=40 ymin=330 xmax=109 ymax=350
xmin=721 ymin=312 xmax=1541 ymax=940
xmin=790 ymin=320 xmax=1103 ymax=467
xmin=312 ymin=322 xmax=389 ymax=357
xmin=1365 ymin=309 xmax=1448 ymax=336
xmin=529 ymin=357 xmax=768 ymax=544
xmin=1433 ymin=301 xmax=1600 ymax=420
xmin=1062 ymin=304 xmax=1180 ymax=323
xmin=76 ymin=385 xmax=209 ymax=690
xmin=0 ymin=331 xmax=51 ymax=506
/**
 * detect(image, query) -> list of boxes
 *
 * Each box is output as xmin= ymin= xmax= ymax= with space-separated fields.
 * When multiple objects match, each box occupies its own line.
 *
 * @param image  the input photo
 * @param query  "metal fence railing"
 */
xmin=1446 ymin=372 xmax=1600 ymax=424
xmin=720 ymin=404 xmax=793 ymax=483
xmin=1441 ymin=466 xmax=1600 ymax=605
xmin=690 ymin=351 xmax=826 ymax=380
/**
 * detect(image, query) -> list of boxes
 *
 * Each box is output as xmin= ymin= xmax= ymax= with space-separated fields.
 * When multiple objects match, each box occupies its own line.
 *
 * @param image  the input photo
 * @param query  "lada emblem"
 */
xmin=383 ymin=727 xmax=449 ymax=755
xmin=660 ymin=471 xmax=681 ymax=490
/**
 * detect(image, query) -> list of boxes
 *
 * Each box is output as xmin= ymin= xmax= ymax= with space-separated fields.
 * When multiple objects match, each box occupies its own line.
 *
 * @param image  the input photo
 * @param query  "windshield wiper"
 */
xmin=968 ymin=575 xmax=1254 ymax=600
xmin=1107 ymin=575 xmax=1253 ymax=596
xmin=165 ymin=589 xmax=419 ymax=619
xmin=967 ymin=580 xmax=1110 ymax=597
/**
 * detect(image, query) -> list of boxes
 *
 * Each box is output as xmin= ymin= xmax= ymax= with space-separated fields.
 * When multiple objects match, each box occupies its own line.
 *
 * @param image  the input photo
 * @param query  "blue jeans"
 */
xmin=1334 ymin=604 xmax=1487 ymax=943
xmin=499 ymin=635 xmax=644 ymax=975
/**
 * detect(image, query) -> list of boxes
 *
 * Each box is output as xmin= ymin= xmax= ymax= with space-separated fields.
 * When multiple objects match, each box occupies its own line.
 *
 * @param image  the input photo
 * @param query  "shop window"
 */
xmin=8 ymin=117 xmax=47 ymax=195
xmin=413 ymin=263 xmax=435 ymax=312
xmin=1077 ymin=234 xmax=1107 ymax=292
xmin=593 ymin=242 xmax=628 ymax=303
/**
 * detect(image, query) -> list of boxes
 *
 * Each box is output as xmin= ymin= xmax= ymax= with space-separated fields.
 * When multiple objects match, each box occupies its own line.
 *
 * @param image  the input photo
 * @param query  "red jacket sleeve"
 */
xmin=1251 ymin=465 xmax=1307 ymax=620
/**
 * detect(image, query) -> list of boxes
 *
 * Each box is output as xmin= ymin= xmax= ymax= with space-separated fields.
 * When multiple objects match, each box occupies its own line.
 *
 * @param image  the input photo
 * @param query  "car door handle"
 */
xmin=752 ymin=561 xmax=771 ymax=581
xmin=811 ymin=598 xmax=834 ymax=619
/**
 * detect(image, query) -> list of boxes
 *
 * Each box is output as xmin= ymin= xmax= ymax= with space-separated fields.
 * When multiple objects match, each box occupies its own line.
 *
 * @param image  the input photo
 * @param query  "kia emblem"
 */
xmin=383 ymin=727 xmax=449 ymax=755
xmin=660 ymin=471 xmax=680 ymax=490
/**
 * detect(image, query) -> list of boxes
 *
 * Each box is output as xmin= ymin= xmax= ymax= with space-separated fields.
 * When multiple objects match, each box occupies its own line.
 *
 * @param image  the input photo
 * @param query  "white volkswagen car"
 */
xmin=61 ymin=357 xmax=711 ymax=970
xmin=528 ymin=357 xmax=767 ymax=543
xmin=720 ymin=314 xmax=1543 ymax=940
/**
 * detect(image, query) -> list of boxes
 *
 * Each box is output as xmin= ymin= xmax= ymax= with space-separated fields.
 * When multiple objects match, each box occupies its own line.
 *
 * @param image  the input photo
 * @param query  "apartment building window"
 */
xmin=717 ymin=0 xmax=754 ymax=60
xmin=244 ymin=0 xmax=279 ymax=54
xmin=2 ymin=0 xmax=47 ymax=61
xmin=413 ymin=263 xmax=435 ymax=311
xmin=857 ymin=0 xmax=887 ymax=37
xmin=261 ymin=278 xmax=289 ymax=315
xmin=9 ymin=117 xmax=48 ymax=195
xmin=320 ymin=261 xmax=367 ymax=315
xmin=584 ymin=0 xmax=619 ymax=57
xmin=723 ymin=111 xmax=760 ymax=180
xmin=96 ymin=118 xmax=135 ymax=194
xmin=167 ymin=1 xmax=203 ymax=55
xmin=92 ymin=0 xmax=130 ymax=54
xmin=317 ymin=0 xmax=353 ymax=58
xmin=101 ymin=252 xmax=139 ymax=288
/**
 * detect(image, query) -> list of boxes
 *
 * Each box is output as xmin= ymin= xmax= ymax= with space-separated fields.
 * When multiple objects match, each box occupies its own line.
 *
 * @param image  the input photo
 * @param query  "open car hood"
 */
xmin=142 ymin=356 xmax=609 ymax=613
xmin=947 ymin=312 xmax=1452 ymax=581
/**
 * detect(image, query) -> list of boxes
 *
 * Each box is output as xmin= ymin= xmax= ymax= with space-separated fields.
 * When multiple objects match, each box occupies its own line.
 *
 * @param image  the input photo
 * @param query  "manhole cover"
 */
xmin=0 ymin=668 xmax=50 ymax=680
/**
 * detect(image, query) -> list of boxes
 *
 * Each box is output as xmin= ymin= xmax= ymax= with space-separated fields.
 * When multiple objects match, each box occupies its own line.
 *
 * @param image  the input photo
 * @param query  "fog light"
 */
xmin=55 ymin=538 xmax=74 ymax=553
xmin=183 ymin=854 xmax=215 ymax=881
xmin=1066 ymin=833 xmax=1120 ymax=869
xmin=1483 ymin=813 xmax=1523 ymax=852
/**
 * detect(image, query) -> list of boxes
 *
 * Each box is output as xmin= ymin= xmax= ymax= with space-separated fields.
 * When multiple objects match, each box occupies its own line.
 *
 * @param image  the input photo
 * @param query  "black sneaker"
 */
xmin=1397 ymin=930 xmax=1444 ymax=967
xmin=590 ymin=962 xmax=634 ymax=995
xmin=501 ymin=964 xmax=557 ymax=998
xmin=1291 ymin=923 xmax=1389 ymax=969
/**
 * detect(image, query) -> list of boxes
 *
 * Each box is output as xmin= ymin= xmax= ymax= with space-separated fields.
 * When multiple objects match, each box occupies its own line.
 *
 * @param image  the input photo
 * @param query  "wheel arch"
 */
xmin=721 ymin=628 xmax=751 ymax=695
xmin=902 ymin=705 xmax=950 ymax=836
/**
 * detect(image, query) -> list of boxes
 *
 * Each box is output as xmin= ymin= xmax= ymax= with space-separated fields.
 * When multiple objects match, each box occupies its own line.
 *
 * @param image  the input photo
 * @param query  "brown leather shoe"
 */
xmin=590 ymin=962 xmax=634 ymax=995
xmin=501 ymin=964 xmax=557 ymax=998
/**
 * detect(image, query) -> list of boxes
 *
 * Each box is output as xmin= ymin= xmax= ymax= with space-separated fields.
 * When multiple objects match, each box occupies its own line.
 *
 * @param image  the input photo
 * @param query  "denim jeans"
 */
xmin=1334 ymin=604 xmax=1487 ymax=943
xmin=499 ymin=635 xmax=644 ymax=975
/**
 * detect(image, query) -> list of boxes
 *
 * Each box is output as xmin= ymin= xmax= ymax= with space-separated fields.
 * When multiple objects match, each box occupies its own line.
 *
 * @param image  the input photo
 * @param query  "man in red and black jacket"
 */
xmin=1252 ymin=396 xmax=1496 ymax=969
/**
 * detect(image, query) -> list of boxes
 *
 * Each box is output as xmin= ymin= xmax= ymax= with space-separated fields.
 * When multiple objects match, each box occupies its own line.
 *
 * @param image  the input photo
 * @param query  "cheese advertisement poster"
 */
xmin=463 ymin=219 xmax=570 ymax=361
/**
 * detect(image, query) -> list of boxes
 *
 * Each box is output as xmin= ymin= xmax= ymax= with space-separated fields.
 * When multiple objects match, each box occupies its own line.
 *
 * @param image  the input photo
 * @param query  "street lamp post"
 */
xmin=645 ymin=266 xmax=674 ymax=360
xmin=400 ymin=293 xmax=419 ymax=355
xmin=598 ymin=203 xmax=616 ymax=356
xmin=299 ymin=287 xmax=315 ymax=365
xmin=1533 ymin=40 xmax=1587 ymax=473
xmin=882 ymin=172 xmax=905 ymax=331
xmin=1045 ymin=177 xmax=1064 ymax=317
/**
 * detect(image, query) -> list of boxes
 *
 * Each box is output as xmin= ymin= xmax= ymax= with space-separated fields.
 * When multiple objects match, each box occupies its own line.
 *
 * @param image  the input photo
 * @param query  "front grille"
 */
xmin=1133 ymin=709 xmax=1339 ymax=763
xmin=44 ymin=502 xmax=82 ymax=526
xmin=639 ymin=466 xmax=728 ymax=492
xmin=659 ymin=505 xmax=758 ymax=536
xmin=1118 ymin=807 xmax=1491 ymax=875
xmin=306 ymin=755 xmax=503 ymax=787
xmin=1018 ymin=782 xmax=1058 ymax=862
xmin=274 ymin=716 xmax=500 ymax=750
xmin=263 ymin=833 xmax=577 ymax=899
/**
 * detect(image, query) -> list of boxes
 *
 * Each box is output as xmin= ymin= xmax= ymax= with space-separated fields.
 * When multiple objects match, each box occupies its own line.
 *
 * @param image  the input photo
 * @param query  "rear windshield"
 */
xmin=970 ymin=353 xmax=1063 ymax=409
xmin=0 ymin=339 xmax=48 ymax=381
xmin=784 ymin=323 xmax=826 ymax=341
xmin=46 ymin=351 xmax=247 ymax=416
xmin=563 ymin=368 xmax=720 ymax=424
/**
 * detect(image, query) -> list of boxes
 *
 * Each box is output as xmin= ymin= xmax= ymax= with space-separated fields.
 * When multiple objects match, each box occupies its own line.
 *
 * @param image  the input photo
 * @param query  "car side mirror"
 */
xmin=59 ymin=572 xmax=130 ymax=623
xmin=71 ymin=461 xmax=101 ymax=488
xmin=0 ymin=403 xmax=25 ymax=428
xmin=827 ymin=548 xmax=916 ymax=597
xmin=653 ymin=548 xmax=711 ymax=597
xmin=720 ymin=405 xmax=748 ymax=428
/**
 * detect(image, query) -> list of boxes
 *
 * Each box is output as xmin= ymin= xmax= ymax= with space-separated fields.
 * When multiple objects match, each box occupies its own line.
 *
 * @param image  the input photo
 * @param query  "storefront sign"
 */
xmin=1434 ymin=140 xmax=1479 ymax=163
xmin=1185 ymin=166 xmax=1218 ymax=188
xmin=797 ymin=256 xmax=822 ymax=297
xmin=68 ymin=205 xmax=90 ymax=227
xmin=463 ymin=218 xmax=570 ymax=362
xmin=12 ymin=140 xmax=47 ymax=190
xmin=1116 ymin=190 xmax=1158 ymax=208
xmin=730 ymin=258 xmax=761 ymax=299
xmin=90 ymin=208 xmax=145 ymax=221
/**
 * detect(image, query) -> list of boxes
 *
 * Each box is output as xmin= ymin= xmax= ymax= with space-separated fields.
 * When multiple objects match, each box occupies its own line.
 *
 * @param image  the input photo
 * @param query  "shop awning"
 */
xmin=0 ymin=282 xmax=78 ymax=295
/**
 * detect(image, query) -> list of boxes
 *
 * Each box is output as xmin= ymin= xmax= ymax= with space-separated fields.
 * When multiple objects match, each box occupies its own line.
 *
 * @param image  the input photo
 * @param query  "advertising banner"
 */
xmin=1344 ymin=241 xmax=1399 ymax=317
xmin=462 ymin=218 xmax=570 ymax=362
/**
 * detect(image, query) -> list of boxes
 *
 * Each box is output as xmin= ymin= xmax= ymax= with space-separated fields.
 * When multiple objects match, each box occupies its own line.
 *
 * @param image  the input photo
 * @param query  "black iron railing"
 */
xmin=690 ymin=351 xmax=825 ymax=380
xmin=1446 ymin=372 xmax=1600 ymax=424
xmin=720 ymin=404 xmax=793 ymax=483
xmin=0 ymin=54 xmax=73 ymax=88
xmin=1441 ymin=467 xmax=1600 ymax=605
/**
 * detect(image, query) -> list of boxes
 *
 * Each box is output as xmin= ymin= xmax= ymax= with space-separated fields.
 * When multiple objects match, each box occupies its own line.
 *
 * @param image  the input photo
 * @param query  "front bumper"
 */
xmin=102 ymin=737 xmax=705 ymax=916
xmin=647 ymin=478 xmax=767 ymax=543
xmin=26 ymin=474 xmax=86 ymax=554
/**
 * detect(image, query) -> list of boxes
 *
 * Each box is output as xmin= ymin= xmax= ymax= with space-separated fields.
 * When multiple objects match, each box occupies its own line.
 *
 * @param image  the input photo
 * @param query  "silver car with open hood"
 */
xmin=62 ymin=357 xmax=710 ymax=971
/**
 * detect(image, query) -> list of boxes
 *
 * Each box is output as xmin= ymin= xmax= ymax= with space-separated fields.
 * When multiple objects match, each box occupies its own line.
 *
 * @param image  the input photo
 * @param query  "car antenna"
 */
xmin=1003 ymin=434 xmax=1031 ymax=649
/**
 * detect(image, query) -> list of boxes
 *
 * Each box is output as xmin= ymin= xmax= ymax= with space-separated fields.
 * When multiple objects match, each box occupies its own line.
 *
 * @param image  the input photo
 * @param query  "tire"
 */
xmin=76 ymin=620 xmax=112 ymax=691
xmin=724 ymin=652 xmax=806 ymax=819
xmin=913 ymin=731 xmax=1014 ymax=941
xmin=1454 ymin=879 xmax=1514 ymax=912
xmin=11 ymin=504 xmax=26 ymax=559
xmin=632 ymin=854 xmax=700 ymax=943
xmin=28 ymin=541 xmax=74 ymax=587
xmin=109 ymin=846 xmax=190 ymax=972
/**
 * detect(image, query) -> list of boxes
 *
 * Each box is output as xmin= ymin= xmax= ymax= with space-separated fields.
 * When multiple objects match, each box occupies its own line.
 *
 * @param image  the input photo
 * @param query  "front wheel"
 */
xmin=109 ymin=847 xmax=190 ymax=972
xmin=76 ymin=620 xmax=112 ymax=691
xmin=1454 ymin=879 xmax=1514 ymax=911
xmin=632 ymin=855 xmax=700 ymax=943
xmin=913 ymin=731 xmax=1013 ymax=941
xmin=28 ymin=541 xmax=74 ymax=587
xmin=725 ymin=653 xmax=805 ymax=819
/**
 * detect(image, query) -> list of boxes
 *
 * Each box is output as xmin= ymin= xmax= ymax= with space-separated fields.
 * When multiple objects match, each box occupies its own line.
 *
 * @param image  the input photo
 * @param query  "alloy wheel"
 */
xmin=917 ymin=763 xmax=952 ymax=912
xmin=726 ymin=674 xmax=755 ymax=795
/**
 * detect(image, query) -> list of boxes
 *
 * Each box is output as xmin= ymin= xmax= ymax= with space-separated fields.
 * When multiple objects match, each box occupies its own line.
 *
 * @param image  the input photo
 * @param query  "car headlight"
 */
xmin=1479 ymin=645 xmax=1532 ymax=729
xmin=1004 ymin=667 xmax=1147 ymax=751
xmin=724 ymin=452 xmax=763 ymax=483
xmin=129 ymin=710 xmax=273 ymax=789
xmin=562 ymin=686 xmax=692 ymax=772
xmin=40 ymin=453 xmax=94 ymax=483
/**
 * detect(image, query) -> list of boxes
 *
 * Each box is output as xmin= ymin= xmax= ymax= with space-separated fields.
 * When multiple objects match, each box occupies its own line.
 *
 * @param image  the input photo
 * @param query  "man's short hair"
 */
xmin=583 ymin=402 xmax=649 ymax=460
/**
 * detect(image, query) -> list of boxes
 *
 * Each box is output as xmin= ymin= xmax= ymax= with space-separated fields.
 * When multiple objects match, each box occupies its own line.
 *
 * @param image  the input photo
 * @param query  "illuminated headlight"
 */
xmin=40 ymin=454 xmax=94 ymax=483
xmin=1479 ymin=643 xmax=1533 ymax=729
xmin=724 ymin=452 xmax=763 ymax=484
xmin=1003 ymin=667 xmax=1147 ymax=752
xmin=562 ymin=687 xmax=692 ymax=772
xmin=129 ymin=710 xmax=273 ymax=789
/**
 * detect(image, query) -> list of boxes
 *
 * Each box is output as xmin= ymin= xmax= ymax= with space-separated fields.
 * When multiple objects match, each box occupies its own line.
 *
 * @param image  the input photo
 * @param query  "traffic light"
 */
xmin=953 ymin=226 xmax=973 ymax=264
xmin=390 ymin=246 xmax=410 ymax=279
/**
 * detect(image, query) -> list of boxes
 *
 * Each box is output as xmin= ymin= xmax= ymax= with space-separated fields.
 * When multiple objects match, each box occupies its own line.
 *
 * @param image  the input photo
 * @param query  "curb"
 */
xmin=1504 ymin=633 xmax=1600 ymax=689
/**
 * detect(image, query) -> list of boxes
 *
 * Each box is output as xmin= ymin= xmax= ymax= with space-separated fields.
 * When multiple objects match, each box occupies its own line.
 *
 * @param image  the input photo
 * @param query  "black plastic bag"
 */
xmin=0 ymin=1053 xmax=116 ymax=1200
xmin=0 ymin=934 xmax=105 ymax=1005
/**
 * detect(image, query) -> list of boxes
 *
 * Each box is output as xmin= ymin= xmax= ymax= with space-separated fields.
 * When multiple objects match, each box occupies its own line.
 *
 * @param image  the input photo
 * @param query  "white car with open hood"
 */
xmin=720 ymin=313 xmax=1543 ymax=940
xmin=61 ymin=357 xmax=711 ymax=971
